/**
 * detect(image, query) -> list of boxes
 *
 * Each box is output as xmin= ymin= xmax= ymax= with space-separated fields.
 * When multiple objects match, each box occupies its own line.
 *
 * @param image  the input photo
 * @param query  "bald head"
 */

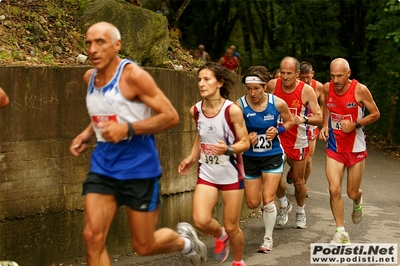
xmin=280 ymin=56 xmax=300 ymax=72
xmin=87 ymin=22 xmax=121 ymax=44
xmin=331 ymin=58 xmax=350 ymax=71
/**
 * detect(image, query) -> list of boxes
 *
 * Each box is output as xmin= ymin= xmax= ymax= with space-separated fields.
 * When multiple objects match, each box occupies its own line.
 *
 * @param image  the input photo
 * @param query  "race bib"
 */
xmin=199 ymin=143 xmax=227 ymax=165
xmin=252 ymin=134 xmax=272 ymax=152
xmin=91 ymin=114 xmax=118 ymax=142
xmin=330 ymin=113 xmax=352 ymax=131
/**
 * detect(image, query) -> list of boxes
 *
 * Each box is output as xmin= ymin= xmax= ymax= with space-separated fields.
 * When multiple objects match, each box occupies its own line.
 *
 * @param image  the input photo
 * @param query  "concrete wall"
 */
xmin=0 ymin=66 xmax=245 ymax=219
xmin=0 ymin=66 xmax=249 ymax=264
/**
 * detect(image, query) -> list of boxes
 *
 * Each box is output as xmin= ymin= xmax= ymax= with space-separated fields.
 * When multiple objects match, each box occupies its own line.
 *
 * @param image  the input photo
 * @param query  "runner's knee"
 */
xmin=347 ymin=189 xmax=360 ymax=201
xmin=83 ymin=227 xmax=105 ymax=248
xmin=329 ymin=185 xmax=341 ymax=197
xmin=192 ymin=214 xmax=212 ymax=231
xmin=245 ymin=197 xmax=261 ymax=209
xmin=224 ymin=223 xmax=240 ymax=236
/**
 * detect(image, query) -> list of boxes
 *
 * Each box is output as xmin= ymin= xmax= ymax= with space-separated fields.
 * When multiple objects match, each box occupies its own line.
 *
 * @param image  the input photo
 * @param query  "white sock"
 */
xmin=336 ymin=227 xmax=345 ymax=233
xmin=279 ymin=196 xmax=288 ymax=207
xmin=296 ymin=205 xmax=305 ymax=214
xmin=181 ymin=237 xmax=191 ymax=254
xmin=263 ymin=202 xmax=276 ymax=240
xmin=218 ymin=226 xmax=227 ymax=239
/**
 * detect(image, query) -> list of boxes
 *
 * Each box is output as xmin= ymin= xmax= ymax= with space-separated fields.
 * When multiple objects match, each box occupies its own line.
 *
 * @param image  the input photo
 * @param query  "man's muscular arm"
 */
xmin=341 ymin=83 xmax=380 ymax=133
xmin=319 ymin=83 xmax=330 ymax=141
xmin=299 ymin=85 xmax=322 ymax=126
xmin=356 ymin=84 xmax=380 ymax=126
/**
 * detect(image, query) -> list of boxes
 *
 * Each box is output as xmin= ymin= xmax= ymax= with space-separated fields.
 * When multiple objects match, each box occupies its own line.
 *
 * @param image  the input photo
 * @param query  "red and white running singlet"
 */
xmin=194 ymin=99 xmax=245 ymax=185
xmin=274 ymin=79 xmax=309 ymax=150
xmin=221 ymin=56 xmax=238 ymax=72
xmin=326 ymin=80 xmax=366 ymax=152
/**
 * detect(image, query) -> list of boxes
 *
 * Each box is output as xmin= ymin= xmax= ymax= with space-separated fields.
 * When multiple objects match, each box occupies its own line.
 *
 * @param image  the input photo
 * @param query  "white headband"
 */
xmin=244 ymin=76 xmax=266 ymax=84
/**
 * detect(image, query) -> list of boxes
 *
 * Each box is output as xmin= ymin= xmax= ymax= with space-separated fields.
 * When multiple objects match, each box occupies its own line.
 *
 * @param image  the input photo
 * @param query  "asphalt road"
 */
xmin=66 ymin=140 xmax=400 ymax=266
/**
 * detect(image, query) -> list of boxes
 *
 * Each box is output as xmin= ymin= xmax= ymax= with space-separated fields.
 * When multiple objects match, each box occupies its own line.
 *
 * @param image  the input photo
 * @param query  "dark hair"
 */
xmin=271 ymin=69 xmax=281 ymax=79
xmin=300 ymin=61 xmax=313 ymax=74
xmin=242 ymin=66 xmax=271 ymax=84
xmin=198 ymin=62 xmax=235 ymax=99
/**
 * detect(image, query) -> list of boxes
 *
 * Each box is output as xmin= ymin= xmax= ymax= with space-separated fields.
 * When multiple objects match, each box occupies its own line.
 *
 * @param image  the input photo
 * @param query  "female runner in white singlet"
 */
xmin=178 ymin=62 xmax=250 ymax=266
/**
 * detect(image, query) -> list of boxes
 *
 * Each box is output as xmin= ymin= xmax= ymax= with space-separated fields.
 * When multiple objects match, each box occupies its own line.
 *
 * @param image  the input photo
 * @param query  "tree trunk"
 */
xmin=173 ymin=0 xmax=191 ymax=21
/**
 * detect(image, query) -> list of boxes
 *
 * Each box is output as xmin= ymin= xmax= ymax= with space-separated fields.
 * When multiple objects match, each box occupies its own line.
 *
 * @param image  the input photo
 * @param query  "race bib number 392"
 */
xmin=200 ymin=143 xmax=227 ymax=165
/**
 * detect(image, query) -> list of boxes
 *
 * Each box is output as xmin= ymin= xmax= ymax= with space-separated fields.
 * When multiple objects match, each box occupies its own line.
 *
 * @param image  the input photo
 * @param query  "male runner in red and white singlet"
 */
xmin=320 ymin=58 xmax=380 ymax=245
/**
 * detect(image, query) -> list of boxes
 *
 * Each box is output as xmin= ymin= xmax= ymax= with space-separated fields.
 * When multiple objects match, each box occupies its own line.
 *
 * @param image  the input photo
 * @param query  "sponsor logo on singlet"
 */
xmin=346 ymin=102 xmax=357 ymax=108
xmin=206 ymin=124 xmax=217 ymax=134
xmin=264 ymin=114 xmax=274 ymax=121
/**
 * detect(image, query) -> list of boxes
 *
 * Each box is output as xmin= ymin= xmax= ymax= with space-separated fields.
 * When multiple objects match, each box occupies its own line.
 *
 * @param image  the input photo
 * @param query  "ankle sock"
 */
xmin=218 ymin=226 xmax=227 ymax=240
xmin=336 ymin=227 xmax=345 ymax=233
xmin=279 ymin=196 xmax=288 ymax=207
xmin=296 ymin=205 xmax=305 ymax=214
xmin=181 ymin=237 xmax=191 ymax=254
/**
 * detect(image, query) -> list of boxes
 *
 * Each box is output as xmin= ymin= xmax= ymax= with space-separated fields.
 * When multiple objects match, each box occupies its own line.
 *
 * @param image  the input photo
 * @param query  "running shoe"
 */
xmin=0 ymin=262 xmax=19 ymax=266
xmin=257 ymin=237 xmax=273 ymax=254
xmin=177 ymin=222 xmax=207 ymax=266
xmin=213 ymin=229 xmax=229 ymax=263
xmin=232 ymin=260 xmax=246 ymax=266
xmin=294 ymin=212 xmax=307 ymax=229
xmin=286 ymin=168 xmax=293 ymax=184
xmin=352 ymin=195 xmax=363 ymax=224
xmin=330 ymin=231 xmax=351 ymax=245
xmin=276 ymin=201 xmax=292 ymax=226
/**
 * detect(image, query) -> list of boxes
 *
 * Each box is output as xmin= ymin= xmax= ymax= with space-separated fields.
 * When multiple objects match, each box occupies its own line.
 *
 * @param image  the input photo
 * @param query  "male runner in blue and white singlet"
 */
xmin=70 ymin=22 xmax=206 ymax=266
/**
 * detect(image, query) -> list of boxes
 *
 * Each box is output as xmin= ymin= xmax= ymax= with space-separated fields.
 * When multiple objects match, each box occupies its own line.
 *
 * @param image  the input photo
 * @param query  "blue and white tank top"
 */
xmin=86 ymin=59 xmax=162 ymax=180
xmin=194 ymin=99 xmax=245 ymax=185
xmin=239 ymin=93 xmax=283 ymax=157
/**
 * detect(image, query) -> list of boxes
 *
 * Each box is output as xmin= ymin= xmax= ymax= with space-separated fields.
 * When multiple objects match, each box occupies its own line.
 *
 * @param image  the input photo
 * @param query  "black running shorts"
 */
xmin=82 ymin=172 xmax=162 ymax=212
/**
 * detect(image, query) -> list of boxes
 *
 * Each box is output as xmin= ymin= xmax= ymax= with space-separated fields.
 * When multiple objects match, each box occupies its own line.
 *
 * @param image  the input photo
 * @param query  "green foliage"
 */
xmin=11 ymin=50 xmax=23 ymax=60
xmin=172 ymin=0 xmax=399 ymax=143
xmin=364 ymin=0 xmax=400 ymax=142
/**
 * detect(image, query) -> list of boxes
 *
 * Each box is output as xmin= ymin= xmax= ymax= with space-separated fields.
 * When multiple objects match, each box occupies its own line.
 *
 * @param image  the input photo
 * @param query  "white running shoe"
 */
xmin=294 ymin=212 xmax=307 ymax=229
xmin=0 ymin=262 xmax=19 ymax=266
xmin=257 ymin=237 xmax=273 ymax=254
xmin=330 ymin=231 xmax=351 ymax=245
xmin=276 ymin=201 xmax=292 ymax=226
xmin=177 ymin=222 xmax=207 ymax=266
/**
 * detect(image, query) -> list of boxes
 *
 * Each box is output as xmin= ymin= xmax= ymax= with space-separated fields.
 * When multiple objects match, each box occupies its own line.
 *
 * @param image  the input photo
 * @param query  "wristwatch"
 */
xmin=225 ymin=145 xmax=234 ymax=156
xmin=303 ymin=115 xmax=309 ymax=124
xmin=355 ymin=121 xmax=362 ymax=129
